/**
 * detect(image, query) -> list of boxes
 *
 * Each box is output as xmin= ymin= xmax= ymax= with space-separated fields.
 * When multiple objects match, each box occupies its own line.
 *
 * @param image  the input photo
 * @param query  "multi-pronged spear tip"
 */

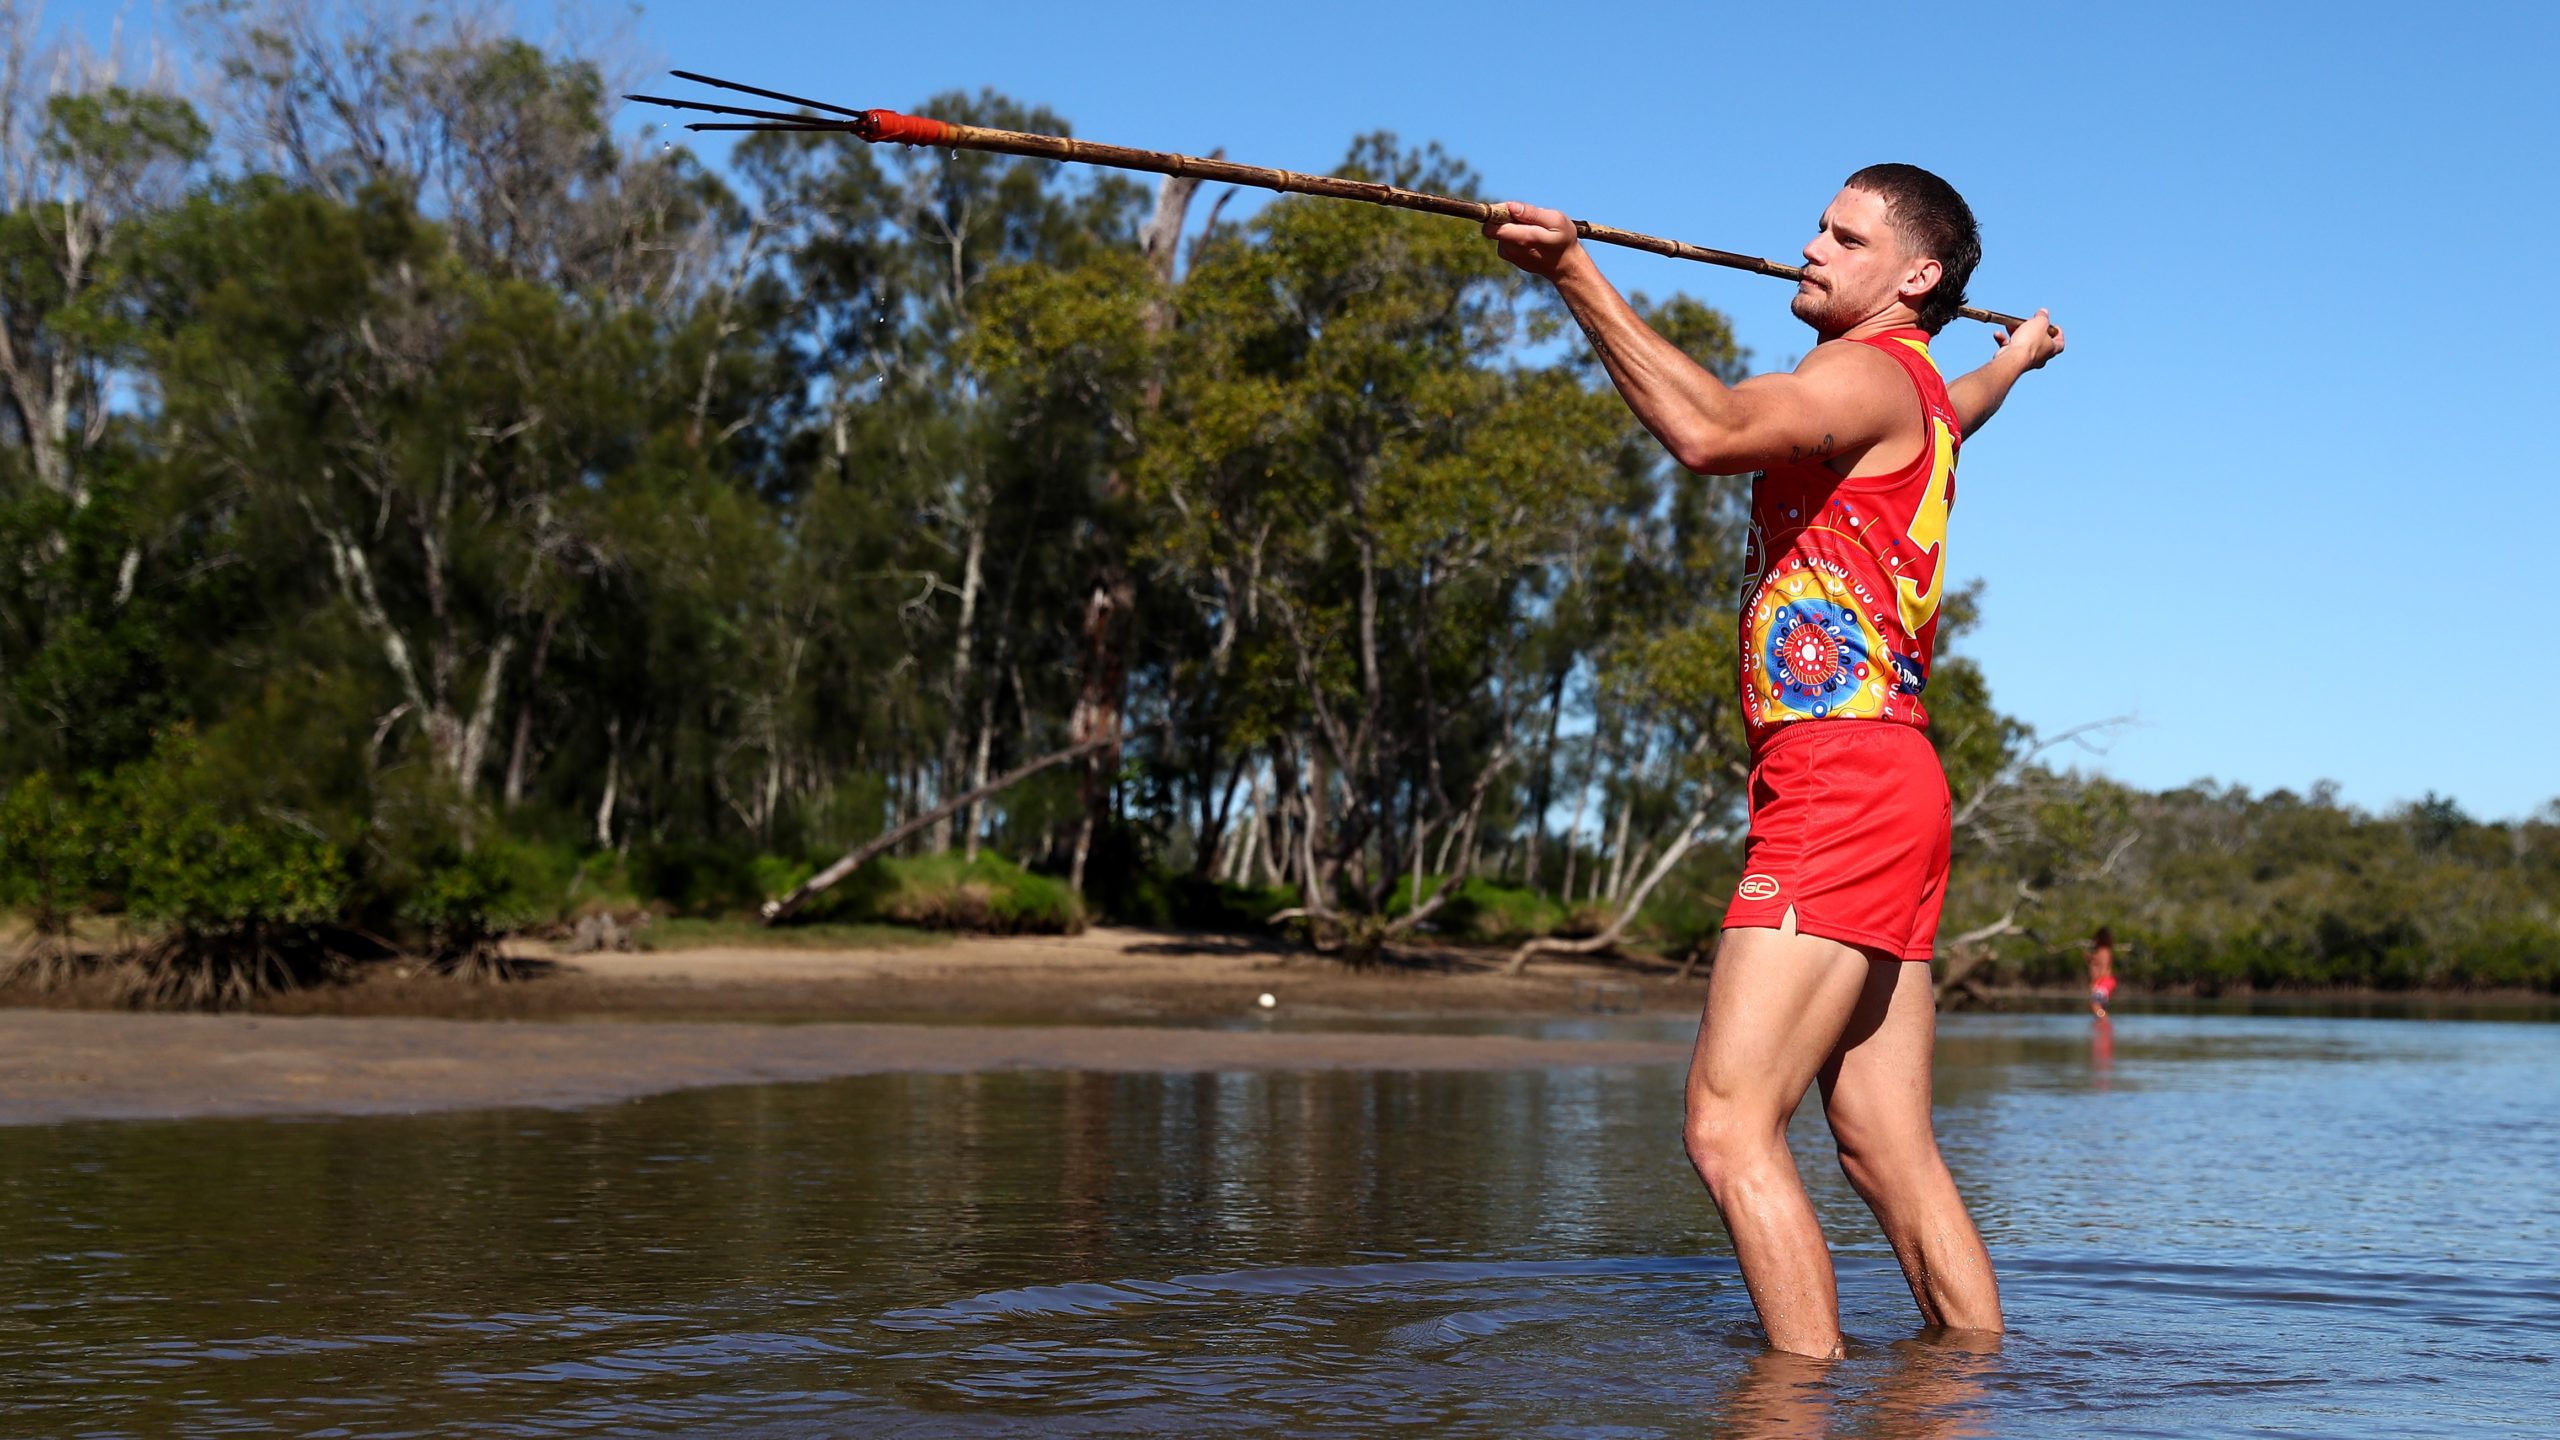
xmin=623 ymin=92 xmax=859 ymax=128
xmin=683 ymin=123 xmax=854 ymax=133
xmin=667 ymin=69 xmax=869 ymax=120
xmin=624 ymin=72 xmax=2038 ymax=329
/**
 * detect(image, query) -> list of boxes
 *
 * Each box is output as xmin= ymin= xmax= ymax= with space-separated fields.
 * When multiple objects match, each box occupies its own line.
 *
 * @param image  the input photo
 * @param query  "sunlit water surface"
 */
xmin=2 ymin=1012 xmax=2553 ymax=1437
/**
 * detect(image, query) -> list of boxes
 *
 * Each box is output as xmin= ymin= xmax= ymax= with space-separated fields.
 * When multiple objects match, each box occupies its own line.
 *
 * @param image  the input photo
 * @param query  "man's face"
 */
xmin=1791 ymin=187 xmax=1938 ymax=333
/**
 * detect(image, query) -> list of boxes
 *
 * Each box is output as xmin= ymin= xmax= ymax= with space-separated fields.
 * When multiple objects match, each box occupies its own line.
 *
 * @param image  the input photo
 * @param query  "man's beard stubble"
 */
xmin=1790 ymin=285 xmax=1854 ymax=334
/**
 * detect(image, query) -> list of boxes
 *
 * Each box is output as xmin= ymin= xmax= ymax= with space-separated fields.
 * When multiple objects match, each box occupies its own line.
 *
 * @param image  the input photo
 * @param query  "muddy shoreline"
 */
xmin=1 ymin=926 xmax=1712 ymax=1026
xmin=5 ymin=926 xmax=2546 ymax=1126
xmin=0 ymin=1011 xmax=1691 ymax=1126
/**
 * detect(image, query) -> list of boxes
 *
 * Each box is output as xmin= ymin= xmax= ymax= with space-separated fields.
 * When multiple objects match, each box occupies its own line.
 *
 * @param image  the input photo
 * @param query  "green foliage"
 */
xmin=0 ymin=771 xmax=103 ymax=937
xmin=398 ymin=838 xmax=552 ymax=968
xmin=1397 ymin=875 xmax=1568 ymax=944
xmin=1096 ymin=867 xmax=1300 ymax=930
xmin=113 ymin=730 xmax=345 ymax=934
xmin=630 ymin=841 xmax=768 ymax=917
xmin=838 ymin=853 xmax=1084 ymax=935
xmin=99 ymin=729 xmax=350 ymax=1009
xmin=637 ymin=917 xmax=947 ymax=953
xmin=1948 ymin=777 xmax=2560 ymax=995
xmin=0 ymin=476 xmax=211 ymax=776
xmin=42 ymin=86 xmax=210 ymax=177
xmin=747 ymin=852 xmax=815 ymax=906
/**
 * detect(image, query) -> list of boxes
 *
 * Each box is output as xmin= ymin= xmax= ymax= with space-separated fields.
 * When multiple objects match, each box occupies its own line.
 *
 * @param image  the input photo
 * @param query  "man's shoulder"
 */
xmin=1782 ymin=337 xmax=1922 ymax=416
xmin=1792 ymin=335 xmax=1912 ymax=379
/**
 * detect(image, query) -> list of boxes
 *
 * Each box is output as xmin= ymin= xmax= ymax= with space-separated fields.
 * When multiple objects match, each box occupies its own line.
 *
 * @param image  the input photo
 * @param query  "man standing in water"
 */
xmin=1486 ymin=168 xmax=2064 ymax=1357
xmin=2088 ymin=926 xmax=2119 ymax=1019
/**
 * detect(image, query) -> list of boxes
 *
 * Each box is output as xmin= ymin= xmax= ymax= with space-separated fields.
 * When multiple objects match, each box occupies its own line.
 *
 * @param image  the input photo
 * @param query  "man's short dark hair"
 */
xmin=1844 ymin=164 xmax=1980 ymax=334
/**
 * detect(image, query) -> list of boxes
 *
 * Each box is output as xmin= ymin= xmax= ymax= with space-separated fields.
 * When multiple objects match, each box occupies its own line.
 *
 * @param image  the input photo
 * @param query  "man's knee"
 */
xmin=1683 ymin=1100 xmax=1783 ymax=1193
xmin=1832 ymin=1125 xmax=1943 ymax=1196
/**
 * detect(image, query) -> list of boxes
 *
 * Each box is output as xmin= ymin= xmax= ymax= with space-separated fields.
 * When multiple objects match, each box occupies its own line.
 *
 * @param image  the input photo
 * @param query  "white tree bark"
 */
xmin=933 ymin=517 xmax=986 ymax=852
xmin=455 ymin=635 xmax=513 ymax=789
xmin=1558 ymin=773 xmax=1591 ymax=904
xmin=1601 ymin=786 xmax=1635 ymax=904
xmin=594 ymin=720 xmax=622 ymax=849
xmin=963 ymin=696 xmax=995 ymax=863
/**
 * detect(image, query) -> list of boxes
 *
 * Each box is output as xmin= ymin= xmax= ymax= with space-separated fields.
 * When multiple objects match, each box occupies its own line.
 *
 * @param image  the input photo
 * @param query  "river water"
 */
xmin=2 ymin=1011 xmax=2552 ymax=1437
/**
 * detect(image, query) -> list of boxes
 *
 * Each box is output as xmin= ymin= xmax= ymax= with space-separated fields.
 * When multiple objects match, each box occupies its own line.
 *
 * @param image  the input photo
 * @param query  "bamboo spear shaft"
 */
xmin=629 ymin=72 xmax=2035 ymax=330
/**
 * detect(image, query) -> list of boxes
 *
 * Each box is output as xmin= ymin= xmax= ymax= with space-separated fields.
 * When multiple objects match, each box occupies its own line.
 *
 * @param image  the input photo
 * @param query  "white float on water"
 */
xmin=1257 ymin=992 xmax=1277 ymax=1009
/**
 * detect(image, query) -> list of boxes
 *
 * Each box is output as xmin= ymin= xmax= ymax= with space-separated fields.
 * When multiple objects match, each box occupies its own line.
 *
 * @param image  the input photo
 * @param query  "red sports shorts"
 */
xmin=1721 ymin=720 xmax=1951 ymax=961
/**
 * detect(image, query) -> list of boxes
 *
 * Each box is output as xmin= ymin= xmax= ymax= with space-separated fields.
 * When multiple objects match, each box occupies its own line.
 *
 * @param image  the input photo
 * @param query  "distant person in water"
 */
xmin=2087 ymin=928 xmax=2117 ymax=1019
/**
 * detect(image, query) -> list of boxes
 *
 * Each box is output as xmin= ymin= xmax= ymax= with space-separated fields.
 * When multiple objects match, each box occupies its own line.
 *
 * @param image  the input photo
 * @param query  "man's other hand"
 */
xmin=1993 ymin=309 xmax=2066 ymax=370
xmin=1483 ymin=201 xmax=1582 ymax=279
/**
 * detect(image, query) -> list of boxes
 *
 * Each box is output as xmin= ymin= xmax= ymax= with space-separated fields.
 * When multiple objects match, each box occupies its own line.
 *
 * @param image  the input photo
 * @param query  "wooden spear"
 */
xmin=628 ymin=72 xmax=2035 ymax=329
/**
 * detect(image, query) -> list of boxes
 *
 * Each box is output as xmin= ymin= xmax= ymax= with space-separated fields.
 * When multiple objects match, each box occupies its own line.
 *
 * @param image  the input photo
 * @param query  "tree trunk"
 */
xmin=1266 ymin=782 xmax=1297 ymax=889
xmin=1062 ymin=167 xmax=1210 ymax=893
xmin=1613 ymin=833 xmax=1658 ymax=905
xmin=1225 ymin=767 xmax=1268 ymax=883
xmin=934 ymin=516 xmax=986 ymax=853
xmin=1524 ymin=667 xmax=1567 ymax=892
xmin=1601 ymin=784 xmax=1635 ymax=904
xmin=1296 ymin=741 xmax=1332 ymax=913
xmin=502 ymin=610 xmax=556 ymax=808
xmin=595 ymin=719 xmax=622 ymax=849
xmin=963 ymin=698 xmax=996 ymax=862
xmin=1137 ymin=158 xmax=1211 ymax=375
xmin=1260 ymin=772 xmax=1291 ymax=889
xmin=456 ymin=636 xmax=514 ymax=794
xmin=1066 ymin=569 xmax=1135 ymax=895
xmin=1195 ymin=751 xmax=1247 ymax=878
xmin=1558 ymin=770 xmax=1591 ymax=906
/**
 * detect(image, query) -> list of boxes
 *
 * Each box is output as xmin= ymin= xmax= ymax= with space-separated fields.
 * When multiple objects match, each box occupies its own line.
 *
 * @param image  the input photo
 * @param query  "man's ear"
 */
xmin=1900 ymin=256 xmax=1943 ymax=307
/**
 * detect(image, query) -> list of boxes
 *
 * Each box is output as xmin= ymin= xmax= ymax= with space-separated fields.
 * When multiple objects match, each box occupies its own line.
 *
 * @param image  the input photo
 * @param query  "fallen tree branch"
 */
xmin=1950 ymin=715 xmax=2133 ymax=832
xmin=761 ymin=729 xmax=1130 ymax=923
xmin=1506 ymin=803 xmax=1718 ymax=975
xmin=1933 ymin=826 xmax=2144 ymax=1007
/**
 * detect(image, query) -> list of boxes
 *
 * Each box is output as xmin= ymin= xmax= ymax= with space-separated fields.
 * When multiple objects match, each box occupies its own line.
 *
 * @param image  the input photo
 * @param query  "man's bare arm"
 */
xmin=1485 ymin=203 xmax=1900 ymax=474
xmin=1947 ymin=309 xmax=2066 ymax=436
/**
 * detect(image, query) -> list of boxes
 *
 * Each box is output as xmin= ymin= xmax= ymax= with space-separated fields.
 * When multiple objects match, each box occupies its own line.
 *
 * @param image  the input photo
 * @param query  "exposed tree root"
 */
xmin=427 ymin=938 xmax=534 ymax=984
xmin=1 ymin=928 xmax=93 ymax=993
xmin=112 ymin=924 xmax=352 ymax=1012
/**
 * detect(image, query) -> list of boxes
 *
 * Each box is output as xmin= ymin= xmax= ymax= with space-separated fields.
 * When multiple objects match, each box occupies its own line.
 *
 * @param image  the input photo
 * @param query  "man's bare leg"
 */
xmin=1683 ymin=919 xmax=1880 ymax=1357
xmin=1818 ymin=958 xmax=2002 ymax=1332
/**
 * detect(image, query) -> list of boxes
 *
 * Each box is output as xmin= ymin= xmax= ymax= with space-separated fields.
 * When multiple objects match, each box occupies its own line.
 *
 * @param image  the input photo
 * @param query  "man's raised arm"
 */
xmin=1947 ymin=310 xmax=2066 ymax=436
xmin=1485 ymin=201 xmax=1902 ymax=475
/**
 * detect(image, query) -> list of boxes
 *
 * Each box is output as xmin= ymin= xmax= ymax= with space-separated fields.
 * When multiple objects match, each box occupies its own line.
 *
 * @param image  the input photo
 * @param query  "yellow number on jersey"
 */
xmin=1893 ymin=417 xmax=1956 ymax=636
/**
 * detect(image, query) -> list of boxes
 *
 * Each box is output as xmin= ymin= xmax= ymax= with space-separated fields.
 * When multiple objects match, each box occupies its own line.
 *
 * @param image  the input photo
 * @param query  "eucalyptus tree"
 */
xmin=743 ymin=93 xmax=1145 ymax=859
xmin=0 ymin=13 xmax=205 ymax=508
xmin=1124 ymin=138 xmax=1639 ymax=953
xmin=170 ymin=6 xmax=753 ymax=838
xmin=0 ymin=21 xmax=216 ymax=781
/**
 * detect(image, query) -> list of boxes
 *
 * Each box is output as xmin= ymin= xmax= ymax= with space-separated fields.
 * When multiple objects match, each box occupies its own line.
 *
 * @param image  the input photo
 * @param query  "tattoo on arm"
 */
xmin=1572 ymin=310 xmax=1617 ymax=369
xmin=1789 ymin=433 xmax=1835 ymax=462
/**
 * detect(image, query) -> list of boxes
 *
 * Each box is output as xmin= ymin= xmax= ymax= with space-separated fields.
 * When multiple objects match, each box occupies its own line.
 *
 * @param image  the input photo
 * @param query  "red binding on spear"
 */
xmin=628 ymin=72 xmax=2035 ymax=330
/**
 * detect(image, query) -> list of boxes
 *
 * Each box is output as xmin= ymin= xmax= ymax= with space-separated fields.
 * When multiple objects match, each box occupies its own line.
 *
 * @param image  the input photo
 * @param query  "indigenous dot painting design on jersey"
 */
xmin=1747 ymin=561 xmax=1892 ymax=722
xmin=1738 ymin=331 xmax=1960 ymax=752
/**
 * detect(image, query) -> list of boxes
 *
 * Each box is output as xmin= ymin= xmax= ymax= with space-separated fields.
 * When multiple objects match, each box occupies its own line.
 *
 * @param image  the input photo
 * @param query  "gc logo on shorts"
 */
xmin=1721 ymin=722 xmax=1953 ymax=961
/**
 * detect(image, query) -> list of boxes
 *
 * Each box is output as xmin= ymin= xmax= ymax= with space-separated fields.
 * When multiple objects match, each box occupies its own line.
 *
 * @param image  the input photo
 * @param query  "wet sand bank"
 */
xmin=0 ymin=1010 xmax=1690 ymax=1126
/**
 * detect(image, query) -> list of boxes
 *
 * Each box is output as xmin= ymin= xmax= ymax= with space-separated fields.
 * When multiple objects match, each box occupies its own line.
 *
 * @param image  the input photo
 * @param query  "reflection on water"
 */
xmin=0 ymin=1013 xmax=2553 ymax=1437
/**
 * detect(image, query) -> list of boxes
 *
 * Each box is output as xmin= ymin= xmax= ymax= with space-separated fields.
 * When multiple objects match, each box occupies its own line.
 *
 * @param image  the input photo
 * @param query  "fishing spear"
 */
xmin=627 ymin=72 xmax=2036 ymax=330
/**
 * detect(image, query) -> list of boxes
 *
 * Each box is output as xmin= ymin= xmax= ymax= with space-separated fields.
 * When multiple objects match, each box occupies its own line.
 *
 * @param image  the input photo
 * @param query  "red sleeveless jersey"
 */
xmin=1738 ymin=329 xmax=1960 ymax=753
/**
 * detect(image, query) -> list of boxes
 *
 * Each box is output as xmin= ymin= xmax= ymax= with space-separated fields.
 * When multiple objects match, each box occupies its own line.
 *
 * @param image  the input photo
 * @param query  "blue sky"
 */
xmin=52 ymin=1 xmax=2560 ymax=818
